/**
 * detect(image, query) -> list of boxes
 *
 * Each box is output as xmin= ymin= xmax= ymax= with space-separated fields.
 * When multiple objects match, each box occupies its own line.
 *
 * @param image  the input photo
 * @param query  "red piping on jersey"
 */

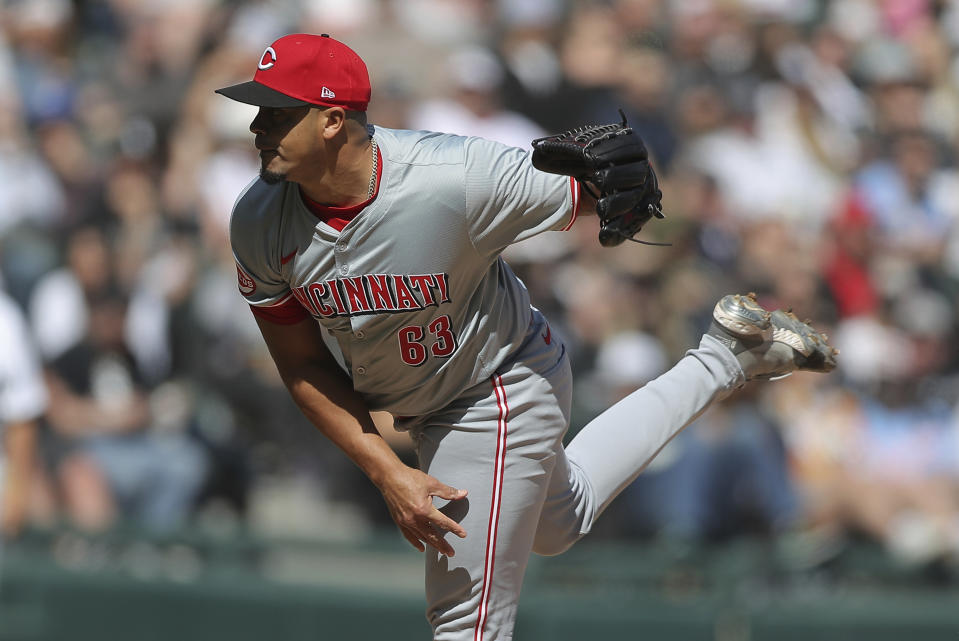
xmin=300 ymin=144 xmax=383 ymax=231
xmin=475 ymin=374 xmax=509 ymax=641
xmin=561 ymin=177 xmax=580 ymax=232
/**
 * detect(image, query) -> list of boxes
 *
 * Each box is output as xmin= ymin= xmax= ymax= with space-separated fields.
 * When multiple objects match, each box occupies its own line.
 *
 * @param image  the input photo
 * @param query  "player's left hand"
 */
xmin=378 ymin=465 xmax=468 ymax=556
xmin=530 ymin=111 xmax=665 ymax=247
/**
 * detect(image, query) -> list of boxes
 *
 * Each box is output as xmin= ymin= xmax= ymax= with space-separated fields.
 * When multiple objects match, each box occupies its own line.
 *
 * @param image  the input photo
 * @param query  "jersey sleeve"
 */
xmin=463 ymin=136 xmax=581 ymax=258
xmin=229 ymin=179 xmax=309 ymax=324
xmin=0 ymin=296 xmax=47 ymax=424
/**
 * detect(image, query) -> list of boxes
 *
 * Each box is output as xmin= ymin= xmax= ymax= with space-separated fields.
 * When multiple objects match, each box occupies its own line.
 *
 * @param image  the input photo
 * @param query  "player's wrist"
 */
xmin=361 ymin=447 xmax=409 ymax=489
xmin=579 ymin=181 xmax=598 ymax=215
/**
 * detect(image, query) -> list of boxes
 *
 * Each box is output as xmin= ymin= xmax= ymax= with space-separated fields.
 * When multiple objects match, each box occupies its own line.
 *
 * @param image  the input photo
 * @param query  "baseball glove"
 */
xmin=531 ymin=111 xmax=665 ymax=247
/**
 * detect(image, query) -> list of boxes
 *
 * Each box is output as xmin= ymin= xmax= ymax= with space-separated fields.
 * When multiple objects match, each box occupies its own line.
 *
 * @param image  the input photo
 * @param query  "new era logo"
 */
xmin=321 ymin=86 xmax=336 ymax=99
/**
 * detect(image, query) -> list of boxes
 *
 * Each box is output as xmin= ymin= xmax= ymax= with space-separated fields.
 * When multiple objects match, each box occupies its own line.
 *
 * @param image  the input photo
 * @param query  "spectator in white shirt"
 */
xmin=0 ymin=289 xmax=47 ymax=540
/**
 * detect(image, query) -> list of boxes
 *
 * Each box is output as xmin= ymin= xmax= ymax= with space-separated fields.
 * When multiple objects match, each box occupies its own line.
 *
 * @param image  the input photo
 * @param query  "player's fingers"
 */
xmin=431 ymin=485 xmax=468 ymax=501
xmin=421 ymin=525 xmax=457 ymax=557
xmin=400 ymin=526 xmax=425 ymax=553
xmin=430 ymin=508 xmax=467 ymax=539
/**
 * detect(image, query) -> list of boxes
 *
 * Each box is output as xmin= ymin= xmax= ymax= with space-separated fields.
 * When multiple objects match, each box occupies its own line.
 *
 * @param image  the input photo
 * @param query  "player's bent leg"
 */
xmin=413 ymin=315 xmax=572 ymax=640
xmin=533 ymin=332 xmax=745 ymax=553
xmin=532 ymin=294 xmax=838 ymax=555
xmin=532 ymin=447 xmax=597 ymax=556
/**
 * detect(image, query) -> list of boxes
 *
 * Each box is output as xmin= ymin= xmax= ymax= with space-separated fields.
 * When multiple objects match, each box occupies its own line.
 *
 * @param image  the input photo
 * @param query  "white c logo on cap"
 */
xmin=258 ymin=46 xmax=277 ymax=70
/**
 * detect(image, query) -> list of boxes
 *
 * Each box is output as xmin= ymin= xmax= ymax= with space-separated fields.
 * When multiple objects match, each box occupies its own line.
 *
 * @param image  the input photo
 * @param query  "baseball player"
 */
xmin=216 ymin=34 xmax=836 ymax=640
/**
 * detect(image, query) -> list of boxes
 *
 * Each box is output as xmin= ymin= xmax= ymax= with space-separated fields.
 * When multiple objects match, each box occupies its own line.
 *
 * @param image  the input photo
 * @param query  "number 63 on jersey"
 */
xmin=398 ymin=315 xmax=457 ymax=366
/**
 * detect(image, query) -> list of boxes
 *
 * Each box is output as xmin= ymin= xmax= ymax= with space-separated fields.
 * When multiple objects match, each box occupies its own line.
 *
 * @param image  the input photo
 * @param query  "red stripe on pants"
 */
xmin=474 ymin=374 xmax=509 ymax=641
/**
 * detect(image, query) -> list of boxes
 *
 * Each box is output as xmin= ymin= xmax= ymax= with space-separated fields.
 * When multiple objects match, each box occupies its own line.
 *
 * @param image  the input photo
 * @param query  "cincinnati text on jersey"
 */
xmin=290 ymin=272 xmax=451 ymax=318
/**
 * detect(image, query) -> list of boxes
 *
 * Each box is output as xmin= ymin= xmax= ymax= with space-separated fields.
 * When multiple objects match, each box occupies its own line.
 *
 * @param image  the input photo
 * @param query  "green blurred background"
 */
xmin=4 ymin=528 xmax=959 ymax=640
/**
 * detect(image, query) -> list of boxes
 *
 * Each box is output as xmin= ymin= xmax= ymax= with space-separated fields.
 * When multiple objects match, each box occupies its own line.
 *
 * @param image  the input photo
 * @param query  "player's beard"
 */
xmin=259 ymin=152 xmax=286 ymax=184
xmin=260 ymin=167 xmax=286 ymax=184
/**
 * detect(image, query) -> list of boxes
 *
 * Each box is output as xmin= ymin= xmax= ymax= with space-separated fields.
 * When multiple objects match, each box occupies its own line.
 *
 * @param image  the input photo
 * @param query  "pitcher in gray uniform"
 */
xmin=216 ymin=33 xmax=837 ymax=641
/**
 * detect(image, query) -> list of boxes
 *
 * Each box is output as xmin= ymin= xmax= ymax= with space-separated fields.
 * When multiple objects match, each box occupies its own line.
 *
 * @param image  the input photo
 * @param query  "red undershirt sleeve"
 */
xmin=249 ymin=296 xmax=311 ymax=325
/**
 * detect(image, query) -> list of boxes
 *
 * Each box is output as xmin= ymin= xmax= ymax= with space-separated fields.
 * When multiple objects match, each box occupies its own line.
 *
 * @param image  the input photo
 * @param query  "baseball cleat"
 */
xmin=708 ymin=293 xmax=839 ymax=381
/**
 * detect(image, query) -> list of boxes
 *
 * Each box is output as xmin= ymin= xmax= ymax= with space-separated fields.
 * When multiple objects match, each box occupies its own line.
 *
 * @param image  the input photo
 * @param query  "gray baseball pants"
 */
xmin=408 ymin=310 xmax=744 ymax=640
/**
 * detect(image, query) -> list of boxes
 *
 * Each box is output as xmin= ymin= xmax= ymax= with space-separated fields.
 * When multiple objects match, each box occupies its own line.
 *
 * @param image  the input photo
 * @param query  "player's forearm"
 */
xmin=281 ymin=366 xmax=406 ymax=487
xmin=280 ymin=362 xmax=467 ymax=556
xmin=253 ymin=316 xmax=405 ymax=485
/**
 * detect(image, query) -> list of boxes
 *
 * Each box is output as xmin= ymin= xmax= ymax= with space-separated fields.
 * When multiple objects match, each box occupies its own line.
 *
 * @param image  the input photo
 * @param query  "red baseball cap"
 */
xmin=216 ymin=33 xmax=371 ymax=111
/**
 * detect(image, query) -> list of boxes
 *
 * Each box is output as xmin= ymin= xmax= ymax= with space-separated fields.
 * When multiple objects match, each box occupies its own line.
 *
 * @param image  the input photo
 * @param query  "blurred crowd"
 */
xmin=2 ymin=0 xmax=959 ymax=571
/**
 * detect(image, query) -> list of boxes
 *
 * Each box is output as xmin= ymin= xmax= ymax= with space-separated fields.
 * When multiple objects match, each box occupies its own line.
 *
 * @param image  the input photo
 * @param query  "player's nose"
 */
xmin=249 ymin=108 xmax=268 ymax=135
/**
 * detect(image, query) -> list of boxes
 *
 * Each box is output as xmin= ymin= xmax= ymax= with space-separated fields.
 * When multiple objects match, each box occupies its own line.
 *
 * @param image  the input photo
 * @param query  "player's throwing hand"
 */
xmin=377 ymin=465 xmax=468 ymax=556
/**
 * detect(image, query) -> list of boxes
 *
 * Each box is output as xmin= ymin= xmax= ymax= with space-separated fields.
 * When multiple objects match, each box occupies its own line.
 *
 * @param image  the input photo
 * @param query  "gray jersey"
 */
xmin=231 ymin=128 xmax=580 ymax=416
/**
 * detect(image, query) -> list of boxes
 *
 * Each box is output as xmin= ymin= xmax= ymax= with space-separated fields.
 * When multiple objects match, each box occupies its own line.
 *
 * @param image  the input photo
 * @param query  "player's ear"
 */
xmin=321 ymin=107 xmax=347 ymax=140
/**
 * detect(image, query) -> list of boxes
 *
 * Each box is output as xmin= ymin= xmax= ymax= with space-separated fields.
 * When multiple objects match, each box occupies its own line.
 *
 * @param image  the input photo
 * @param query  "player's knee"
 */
xmin=532 ymin=531 xmax=579 ymax=557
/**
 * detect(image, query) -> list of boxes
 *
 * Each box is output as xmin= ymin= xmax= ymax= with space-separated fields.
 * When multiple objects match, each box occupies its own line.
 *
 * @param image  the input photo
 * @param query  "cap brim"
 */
xmin=215 ymin=81 xmax=310 ymax=108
